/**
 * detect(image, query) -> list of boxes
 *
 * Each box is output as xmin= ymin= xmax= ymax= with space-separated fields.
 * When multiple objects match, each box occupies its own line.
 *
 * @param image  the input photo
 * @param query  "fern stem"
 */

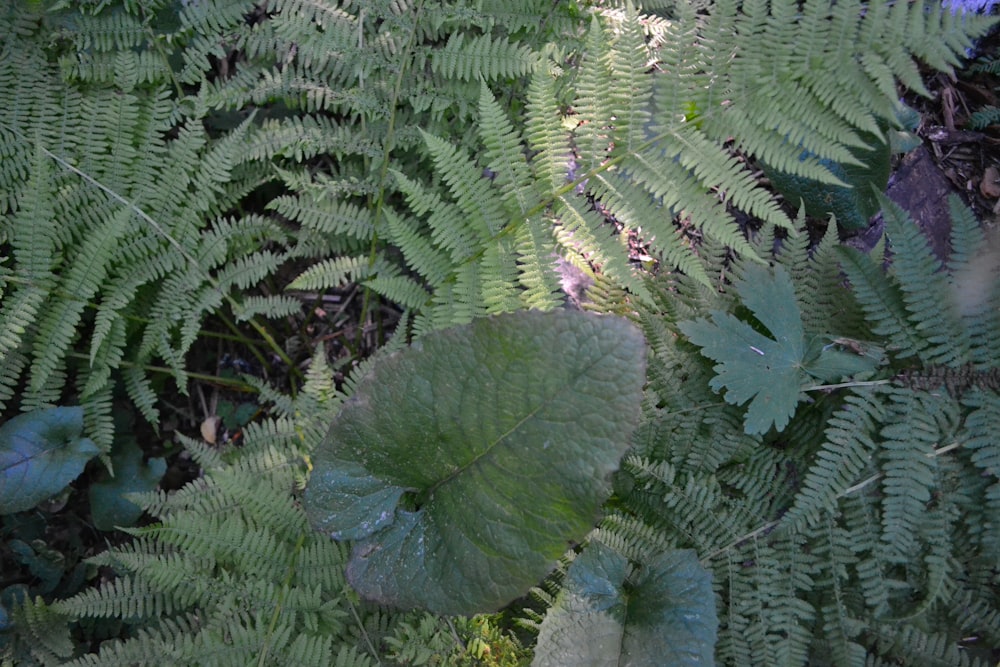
xmin=64 ymin=352 xmax=260 ymax=392
xmin=355 ymin=0 xmax=425 ymax=351
xmin=258 ymin=532 xmax=307 ymax=667
xmin=803 ymin=379 xmax=891 ymax=392
xmin=346 ymin=592 xmax=383 ymax=666
xmin=703 ymin=440 xmax=963 ymax=563
xmin=139 ymin=9 xmax=185 ymax=100
xmin=215 ymin=310 xmax=272 ymax=373
xmin=701 ymin=519 xmax=782 ymax=564
xmin=837 ymin=440 xmax=961 ymax=497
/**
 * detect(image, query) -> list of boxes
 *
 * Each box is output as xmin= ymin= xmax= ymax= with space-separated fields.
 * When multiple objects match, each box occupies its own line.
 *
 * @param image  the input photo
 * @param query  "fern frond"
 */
xmin=877 ymin=388 xmax=956 ymax=563
xmin=946 ymin=195 xmax=1000 ymax=367
xmin=513 ymin=219 xmax=562 ymax=310
xmin=553 ymin=195 xmax=653 ymax=300
xmin=2 ymin=596 xmax=74 ymax=665
xmin=871 ymin=623 xmax=990 ymax=667
xmin=838 ymin=246 xmax=929 ymax=360
xmin=235 ymin=294 xmax=303 ymax=322
xmin=391 ymin=170 xmax=480 ymax=262
xmin=55 ymin=574 xmax=181 ymax=622
xmin=571 ymin=16 xmax=614 ymax=174
xmin=430 ymin=33 xmax=539 ymax=82
xmin=525 ymin=68 xmax=571 ymax=193
xmin=268 ymin=193 xmax=375 ymax=241
xmin=961 ymin=389 xmax=1000 ymax=555
xmin=27 ymin=208 xmax=130 ymax=402
xmin=477 ymin=81 xmax=534 ymax=216
xmin=604 ymin=2 xmax=654 ymax=155
xmin=880 ymin=196 xmax=968 ymax=366
xmin=60 ymin=614 xmax=202 ymax=666
xmin=420 ymin=130 xmax=507 ymax=239
xmin=287 ymin=255 xmax=379 ymax=291
xmin=812 ymin=512 xmax=868 ymax=666
xmin=0 ymin=143 xmax=58 ymax=362
xmin=968 ymin=105 xmax=1000 ymax=130
xmin=380 ymin=207 xmax=453 ymax=287
xmin=478 ymin=237 xmax=523 ymax=315
xmin=782 ymin=390 xmax=886 ymax=529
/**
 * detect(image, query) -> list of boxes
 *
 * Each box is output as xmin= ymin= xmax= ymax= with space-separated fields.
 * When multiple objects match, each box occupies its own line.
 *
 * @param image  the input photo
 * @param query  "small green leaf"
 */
xmin=303 ymin=310 xmax=647 ymax=615
xmin=532 ymin=542 xmax=718 ymax=667
xmin=679 ymin=264 xmax=805 ymax=434
xmin=0 ymin=407 xmax=100 ymax=515
xmin=89 ymin=437 xmax=166 ymax=531
xmin=8 ymin=539 xmax=65 ymax=595
xmin=803 ymin=336 xmax=880 ymax=384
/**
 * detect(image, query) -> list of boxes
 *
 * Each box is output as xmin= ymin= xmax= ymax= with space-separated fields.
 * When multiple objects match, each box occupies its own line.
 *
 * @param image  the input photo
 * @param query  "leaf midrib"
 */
xmin=420 ymin=350 xmax=614 ymax=505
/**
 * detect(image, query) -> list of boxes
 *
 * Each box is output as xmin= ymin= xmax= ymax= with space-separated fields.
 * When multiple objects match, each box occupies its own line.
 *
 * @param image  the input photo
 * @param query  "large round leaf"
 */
xmin=532 ymin=542 xmax=718 ymax=667
xmin=303 ymin=310 xmax=647 ymax=615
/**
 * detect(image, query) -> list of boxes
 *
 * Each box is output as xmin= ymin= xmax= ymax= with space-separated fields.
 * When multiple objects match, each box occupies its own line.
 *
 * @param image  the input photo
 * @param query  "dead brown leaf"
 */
xmin=980 ymin=165 xmax=1000 ymax=199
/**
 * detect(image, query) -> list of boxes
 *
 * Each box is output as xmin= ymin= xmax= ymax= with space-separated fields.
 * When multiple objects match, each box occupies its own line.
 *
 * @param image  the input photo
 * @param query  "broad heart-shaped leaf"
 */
xmin=532 ymin=542 xmax=717 ymax=667
xmin=0 ymin=407 xmax=100 ymax=514
xmin=303 ymin=310 xmax=646 ymax=615
xmin=89 ymin=436 xmax=166 ymax=531
xmin=678 ymin=264 xmax=805 ymax=435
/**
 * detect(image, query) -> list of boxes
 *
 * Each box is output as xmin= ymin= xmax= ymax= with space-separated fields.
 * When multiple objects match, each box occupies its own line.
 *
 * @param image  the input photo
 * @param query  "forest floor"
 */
xmin=885 ymin=27 xmax=1000 ymax=259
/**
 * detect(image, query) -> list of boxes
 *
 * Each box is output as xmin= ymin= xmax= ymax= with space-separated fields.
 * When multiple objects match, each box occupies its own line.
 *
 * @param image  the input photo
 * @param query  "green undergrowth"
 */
xmin=2 ymin=0 xmax=999 ymax=664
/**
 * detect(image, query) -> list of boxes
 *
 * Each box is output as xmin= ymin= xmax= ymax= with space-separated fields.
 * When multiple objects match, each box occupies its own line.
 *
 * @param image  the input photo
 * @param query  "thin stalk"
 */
xmin=803 ymin=379 xmax=892 ymax=392
xmin=355 ymin=0 xmax=426 ymax=352
xmin=65 ymin=352 xmax=261 ymax=392
xmin=702 ymin=440 xmax=964 ymax=564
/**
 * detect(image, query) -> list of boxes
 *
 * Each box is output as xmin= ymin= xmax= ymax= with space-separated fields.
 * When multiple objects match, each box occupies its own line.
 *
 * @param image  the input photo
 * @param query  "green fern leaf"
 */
xmin=477 ymin=81 xmax=534 ymax=216
xmin=525 ymin=69 xmax=571 ymax=193
xmin=880 ymin=195 xmax=967 ymax=365
xmin=380 ymin=207 xmax=452 ymax=287
xmin=838 ymin=245 xmax=929 ymax=360
xmin=781 ymin=391 xmax=885 ymax=529
xmin=430 ymin=33 xmax=539 ymax=82
xmin=28 ymin=208 xmax=129 ymax=399
xmin=288 ymin=255 xmax=377 ymax=291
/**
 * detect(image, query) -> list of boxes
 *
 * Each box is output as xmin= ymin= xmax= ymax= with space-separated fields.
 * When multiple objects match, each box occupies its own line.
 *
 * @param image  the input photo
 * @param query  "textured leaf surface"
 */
xmin=0 ymin=407 xmax=100 ymax=514
xmin=762 ymin=129 xmax=891 ymax=231
xmin=679 ymin=264 xmax=805 ymax=434
xmin=304 ymin=310 xmax=646 ymax=615
xmin=89 ymin=437 xmax=166 ymax=531
xmin=532 ymin=542 xmax=717 ymax=667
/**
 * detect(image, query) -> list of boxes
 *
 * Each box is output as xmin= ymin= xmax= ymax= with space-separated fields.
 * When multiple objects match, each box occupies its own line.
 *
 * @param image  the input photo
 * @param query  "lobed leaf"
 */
xmin=679 ymin=264 xmax=805 ymax=434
